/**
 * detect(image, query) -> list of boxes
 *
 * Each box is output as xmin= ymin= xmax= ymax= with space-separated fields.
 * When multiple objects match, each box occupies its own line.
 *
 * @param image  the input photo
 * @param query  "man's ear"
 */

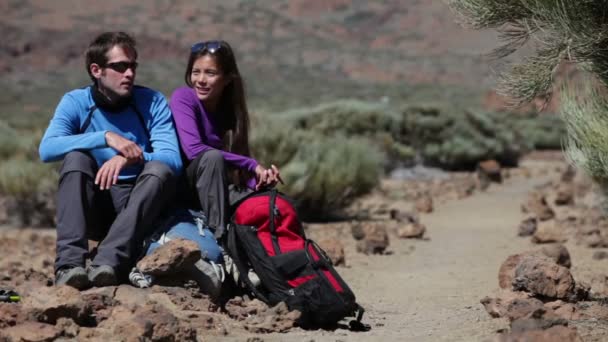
xmin=90 ymin=63 xmax=103 ymax=79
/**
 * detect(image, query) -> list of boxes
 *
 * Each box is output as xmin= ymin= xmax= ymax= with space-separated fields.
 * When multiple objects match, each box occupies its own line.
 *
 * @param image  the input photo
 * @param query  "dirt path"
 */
xmin=254 ymin=170 xmax=549 ymax=341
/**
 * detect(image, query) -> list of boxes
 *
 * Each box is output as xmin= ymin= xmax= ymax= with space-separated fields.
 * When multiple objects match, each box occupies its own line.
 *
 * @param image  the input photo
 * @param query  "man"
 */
xmin=39 ymin=32 xmax=182 ymax=289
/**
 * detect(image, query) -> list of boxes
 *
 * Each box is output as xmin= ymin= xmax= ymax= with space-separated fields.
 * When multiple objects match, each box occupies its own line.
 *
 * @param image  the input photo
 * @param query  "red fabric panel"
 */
xmin=287 ymin=274 xmax=316 ymax=288
xmin=234 ymin=195 xmax=304 ymax=257
xmin=308 ymin=245 xmax=343 ymax=293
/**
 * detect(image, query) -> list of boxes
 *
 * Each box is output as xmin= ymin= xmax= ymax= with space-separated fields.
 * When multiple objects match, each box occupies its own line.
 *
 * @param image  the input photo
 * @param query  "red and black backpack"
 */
xmin=224 ymin=189 xmax=367 ymax=329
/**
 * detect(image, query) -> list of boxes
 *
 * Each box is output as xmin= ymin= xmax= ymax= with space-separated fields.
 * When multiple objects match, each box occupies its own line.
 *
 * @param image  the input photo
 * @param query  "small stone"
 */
xmin=317 ymin=238 xmax=345 ymax=266
xmin=397 ymin=223 xmax=426 ymax=239
xmin=592 ymin=251 xmax=608 ymax=260
xmin=518 ymin=217 xmax=538 ymax=237
xmin=414 ymin=195 xmax=433 ymax=213
xmin=532 ymin=220 xmax=566 ymax=244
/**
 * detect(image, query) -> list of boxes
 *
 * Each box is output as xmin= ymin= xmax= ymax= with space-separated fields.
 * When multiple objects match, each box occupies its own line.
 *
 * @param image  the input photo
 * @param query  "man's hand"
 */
xmin=105 ymin=131 xmax=143 ymax=160
xmin=254 ymin=164 xmax=284 ymax=191
xmin=95 ymin=155 xmax=132 ymax=190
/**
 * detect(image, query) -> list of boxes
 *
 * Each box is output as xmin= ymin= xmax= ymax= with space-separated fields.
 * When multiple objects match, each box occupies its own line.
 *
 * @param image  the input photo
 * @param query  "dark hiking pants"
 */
xmin=185 ymin=150 xmax=251 ymax=238
xmin=55 ymin=151 xmax=176 ymax=276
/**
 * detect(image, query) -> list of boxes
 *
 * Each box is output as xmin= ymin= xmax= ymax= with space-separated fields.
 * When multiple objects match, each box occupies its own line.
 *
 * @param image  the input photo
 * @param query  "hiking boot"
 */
xmin=187 ymin=260 xmax=223 ymax=299
xmin=88 ymin=265 xmax=118 ymax=287
xmin=223 ymin=253 xmax=261 ymax=287
xmin=55 ymin=266 xmax=90 ymax=290
xmin=128 ymin=267 xmax=154 ymax=288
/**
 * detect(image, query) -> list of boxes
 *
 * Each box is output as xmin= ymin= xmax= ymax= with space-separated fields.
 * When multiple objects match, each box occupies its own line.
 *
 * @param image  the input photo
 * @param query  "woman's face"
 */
xmin=190 ymin=54 xmax=230 ymax=109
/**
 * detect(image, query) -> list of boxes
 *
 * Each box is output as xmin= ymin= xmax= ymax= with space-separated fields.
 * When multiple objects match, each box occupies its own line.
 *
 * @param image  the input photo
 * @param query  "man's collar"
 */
xmin=91 ymin=85 xmax=133 ymax=112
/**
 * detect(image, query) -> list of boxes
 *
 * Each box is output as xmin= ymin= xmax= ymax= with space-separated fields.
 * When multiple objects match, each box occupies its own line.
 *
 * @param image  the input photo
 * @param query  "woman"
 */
xmin=170 ymin=40 xmax=281 ymax=239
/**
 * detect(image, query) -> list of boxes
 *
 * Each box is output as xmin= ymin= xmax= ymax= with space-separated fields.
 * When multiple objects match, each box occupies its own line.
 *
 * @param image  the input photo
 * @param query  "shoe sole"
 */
xmin=56 ymin=268 xmax=90 ymax=290
xmin=189 ymin=261 xmax=221 ymax=299
xmin=89 ymin=267 xmax=118 ymax=287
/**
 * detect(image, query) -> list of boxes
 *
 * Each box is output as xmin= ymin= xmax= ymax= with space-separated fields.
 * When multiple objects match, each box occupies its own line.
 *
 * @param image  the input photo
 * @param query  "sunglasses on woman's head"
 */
xmin=104 ymin=61 xmax=138 ymax=73
xmin=191 ymin=41 xmax=223 ymax=54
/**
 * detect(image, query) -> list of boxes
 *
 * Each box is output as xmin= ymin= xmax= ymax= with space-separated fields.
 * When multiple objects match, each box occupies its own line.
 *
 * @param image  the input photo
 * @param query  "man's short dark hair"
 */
xmin=85 ymin=32 xmax=138 ymax=83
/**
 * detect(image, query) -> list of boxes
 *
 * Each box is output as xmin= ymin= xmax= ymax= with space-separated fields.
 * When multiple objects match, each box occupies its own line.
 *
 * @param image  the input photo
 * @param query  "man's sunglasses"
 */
xmin=104 ymin=61 xmax=138 ymax=73
xmin=191 ymin=41 xmax=223 ymax=54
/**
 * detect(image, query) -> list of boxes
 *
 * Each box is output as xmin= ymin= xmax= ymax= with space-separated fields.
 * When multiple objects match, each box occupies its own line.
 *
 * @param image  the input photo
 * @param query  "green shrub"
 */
xmin=561 ymin=83 xmax=608 ymax=186
xmin=513 ymin=114 xmax=565 ymax=150
xmin=0 ymin=158 xmax=58 ymax=198
xmin=250 ymin=116 xmax=303 ymax=168
xmin=278 ymin=133 xmax=384 ymax=220
xmin=0 ymin=121 xmax=40 ymax=160
xmin=279 ymin=100 xmax=403 ymax=138
xmin=403 ymin=107 xmax=531 ymax=169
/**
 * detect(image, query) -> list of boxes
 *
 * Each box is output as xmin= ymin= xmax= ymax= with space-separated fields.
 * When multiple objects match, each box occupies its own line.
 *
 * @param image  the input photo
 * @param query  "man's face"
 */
xmin=91 ymin=45 xmax=137 ymax=98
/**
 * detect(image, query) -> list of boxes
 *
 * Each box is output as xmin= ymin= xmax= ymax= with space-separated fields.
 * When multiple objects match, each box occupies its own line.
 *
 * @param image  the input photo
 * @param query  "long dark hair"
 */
xmin=184 ymin=41 xmax=252 ymax=185
xmin=184 ymin=41 xmax=251 ymax=158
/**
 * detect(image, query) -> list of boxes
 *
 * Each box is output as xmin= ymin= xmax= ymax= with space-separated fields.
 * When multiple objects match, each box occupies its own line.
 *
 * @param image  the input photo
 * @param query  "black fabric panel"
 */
xmin=234 ymin=224 xmax=292 ymax=298
xmin=225 ymin=224 xmax=269 ymax=303
xmin=270 ymin=250 xmax=309 ymax=278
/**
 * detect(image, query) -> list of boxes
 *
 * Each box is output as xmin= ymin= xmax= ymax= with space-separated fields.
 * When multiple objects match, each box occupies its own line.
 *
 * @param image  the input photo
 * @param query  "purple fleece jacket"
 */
xmin=169 ymin=86 xmax=258 ymax=189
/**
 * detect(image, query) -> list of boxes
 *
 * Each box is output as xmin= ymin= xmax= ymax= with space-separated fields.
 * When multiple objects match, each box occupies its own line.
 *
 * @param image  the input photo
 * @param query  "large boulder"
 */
xmin=512 ymin=255 xmax=576 ymax=299
xmin=21 ymin=285 xmax=93 ymax=326
xmin=96 ymin=304 xmax=197 ymax=341
xmin=0 ymin=321 xmax=62 ymax=342
xmin=498 ymin=246 xmax=571 ymax=290
xmin=137 ymin=239 xmax=201 ymax=276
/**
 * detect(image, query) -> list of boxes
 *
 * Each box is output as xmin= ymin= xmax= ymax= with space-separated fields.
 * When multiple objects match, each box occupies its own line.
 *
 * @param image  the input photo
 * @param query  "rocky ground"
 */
xmin=2 ymin=152 xmax=608 ymax=341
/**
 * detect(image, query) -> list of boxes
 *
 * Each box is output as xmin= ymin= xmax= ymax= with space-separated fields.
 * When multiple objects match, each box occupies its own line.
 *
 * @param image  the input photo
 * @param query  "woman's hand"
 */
xmin=254 ymin=164 xmax=283 ymax=190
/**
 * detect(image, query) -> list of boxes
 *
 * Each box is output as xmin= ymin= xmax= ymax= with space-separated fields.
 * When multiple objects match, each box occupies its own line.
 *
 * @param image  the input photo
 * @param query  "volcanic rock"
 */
xmin=532 ymin=220 xmax=566 ymax=244
xmin=592 ymin=251 xmax=608 ymax=260
xmin=498 ymin=247 xmax=571 ymax=290
xmin=414 ymin=194 xmax=433 ymax=213
xmin=97 ymin=304 xmax=197 ymax=341
xmin=0 ymin=321 xmax=62 ymax=342
xmin=518 ymin=217 xmax=537 ymax=237
xmin=522 ymin=192 xmax=555 ymax=221
xmin=317 ymin=238 xmax=345 ymax=266
xmin=480 ymin=290 xmax=543 ymax=320
xmin=397 ymin=222 xmax=426 ymax=239
xmin=389 ymin=209 xmax=419 ymax=224
xmin=225 ymin=297 xmax=300 ymax=333
xmin=354 ymin=222 xmax=390 ymax=255
xmin=0 ymin=302 xmax=27 ymax=328
xmin=477 ymin=159 xmax=502 ymax=190
xmin=22 ymin=285 xmax=93 ymax=326
xmin=512 ymin=255 xmax=576 ymax=299
xmin=497 ymin=324 xmax=582 ymax=342
xmin=137 ymin=239 xmax=201 ymax=276
xmin=554 ymin=183 xmax=574 ymax=206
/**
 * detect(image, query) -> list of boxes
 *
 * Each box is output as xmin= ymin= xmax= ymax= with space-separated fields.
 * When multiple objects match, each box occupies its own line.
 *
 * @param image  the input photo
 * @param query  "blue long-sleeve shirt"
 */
xmin=39 ymin=86 xmax=182 ymax=179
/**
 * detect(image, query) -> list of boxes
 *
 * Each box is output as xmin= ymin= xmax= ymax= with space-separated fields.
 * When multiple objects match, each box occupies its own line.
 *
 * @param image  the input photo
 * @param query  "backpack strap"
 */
xmin=225 ymin=223 xmax=270 ymax=303
xmin=349 ymin=304 xmax=370 ymax=331
xmin=80 ymin=105 xmax=97 ymax=134
xmin=268 ymin=189 xmax=282 ymax=256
